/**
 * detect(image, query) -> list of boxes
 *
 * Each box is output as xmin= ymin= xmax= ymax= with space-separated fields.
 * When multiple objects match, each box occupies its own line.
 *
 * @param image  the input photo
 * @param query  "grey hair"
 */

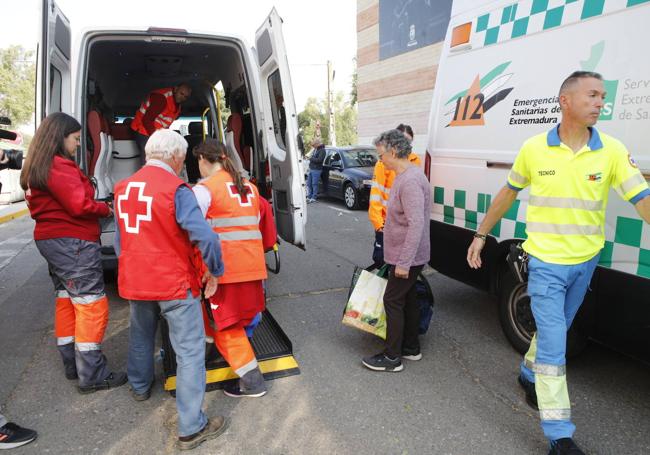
xmin=145 ymin=129 xmax=188 ymax=161
xmin=373 ymin=129 xmax=412 ymax=158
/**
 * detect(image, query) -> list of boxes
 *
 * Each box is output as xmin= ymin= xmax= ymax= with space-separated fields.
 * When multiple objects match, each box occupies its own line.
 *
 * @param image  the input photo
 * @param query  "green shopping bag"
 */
xmin=342 ymin=265 xmax=389 ymax=339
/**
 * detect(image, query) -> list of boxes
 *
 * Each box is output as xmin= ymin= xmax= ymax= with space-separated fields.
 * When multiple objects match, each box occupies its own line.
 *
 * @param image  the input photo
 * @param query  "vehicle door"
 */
xmin=320 ymin=149 xmax=334 ymax=196
xmin=327 ymin=151 xmax=345 ymax=195
xmin=37 ymin=0 xmax=72 ymax=126
xmin=255 ymin=8 xmax=306 ymax=248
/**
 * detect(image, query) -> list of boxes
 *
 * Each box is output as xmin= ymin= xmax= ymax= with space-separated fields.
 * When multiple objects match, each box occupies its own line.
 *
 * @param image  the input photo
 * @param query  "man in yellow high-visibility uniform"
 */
xmin=467 ymin=71 xmax=650 ymax=455
xmin=369 ymin=124 xmax=421 ymax=265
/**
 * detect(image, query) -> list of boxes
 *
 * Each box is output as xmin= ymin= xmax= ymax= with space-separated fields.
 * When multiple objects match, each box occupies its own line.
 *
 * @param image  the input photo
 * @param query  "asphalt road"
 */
xmin=0 ymin=197 xmax=649 ymax=454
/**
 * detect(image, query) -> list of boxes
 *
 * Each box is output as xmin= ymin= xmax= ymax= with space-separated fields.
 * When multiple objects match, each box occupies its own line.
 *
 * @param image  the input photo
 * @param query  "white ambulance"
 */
xmin=424 ymin=0 xmax=650 ymax=360
xmin=37 ymin=0 xmax=307 ymax=268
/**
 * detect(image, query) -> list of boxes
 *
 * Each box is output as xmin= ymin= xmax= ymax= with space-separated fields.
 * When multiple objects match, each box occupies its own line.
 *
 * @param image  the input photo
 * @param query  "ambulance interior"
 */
xmin=82 ymin=36 xmax=282 ymax=201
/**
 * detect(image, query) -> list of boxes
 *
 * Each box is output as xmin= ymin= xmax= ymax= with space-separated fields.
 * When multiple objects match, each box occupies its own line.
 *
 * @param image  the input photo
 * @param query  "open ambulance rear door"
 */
xmin=255 ymin=8 xmax=307 ymax=249
xmin=36 ymin=0 xmax=72 ymax=126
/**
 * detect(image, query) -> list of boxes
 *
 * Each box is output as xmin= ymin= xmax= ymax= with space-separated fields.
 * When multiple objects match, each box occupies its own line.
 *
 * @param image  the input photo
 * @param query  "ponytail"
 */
xmin=192 ymin=139 xmax=250 ymax=196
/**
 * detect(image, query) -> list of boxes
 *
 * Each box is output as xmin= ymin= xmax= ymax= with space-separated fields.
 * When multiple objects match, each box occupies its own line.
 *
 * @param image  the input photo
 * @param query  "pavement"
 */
xmin=0 ymin=200 xmax=28 ymax=225
xmin=0 ymin=197 xmax=649 ymax=454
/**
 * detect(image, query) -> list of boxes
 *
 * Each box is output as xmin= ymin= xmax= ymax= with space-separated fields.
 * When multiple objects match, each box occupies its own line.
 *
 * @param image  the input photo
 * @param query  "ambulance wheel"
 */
xmin=499 ymin=268 xmax=534 ymax=354
xmin=499 ymin=267 xmax=589 ymax=358
xmin=344 ymin=183 xmax=360 ymax=210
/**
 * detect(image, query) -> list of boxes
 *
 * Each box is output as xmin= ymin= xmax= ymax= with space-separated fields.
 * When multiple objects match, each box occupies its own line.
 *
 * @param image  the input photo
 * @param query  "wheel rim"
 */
xmin=507 ymin=283 xmax=536 ymax=343
xmin=344 ymin=186 xmax=355 ymax=208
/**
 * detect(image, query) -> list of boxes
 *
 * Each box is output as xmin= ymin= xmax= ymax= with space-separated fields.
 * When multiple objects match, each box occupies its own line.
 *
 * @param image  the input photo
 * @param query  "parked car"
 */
xmin=312 ymin=146 xmax=377 ymax=210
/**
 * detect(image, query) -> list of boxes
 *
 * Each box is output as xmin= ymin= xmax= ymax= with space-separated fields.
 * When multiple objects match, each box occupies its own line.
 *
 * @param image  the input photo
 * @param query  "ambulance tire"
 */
xmin=498 ymin=267 xmax=588 ymax=358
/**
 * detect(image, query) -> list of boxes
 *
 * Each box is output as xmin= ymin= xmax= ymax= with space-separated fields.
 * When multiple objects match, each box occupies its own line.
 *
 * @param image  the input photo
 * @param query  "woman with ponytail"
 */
xmin=191 ymin=139 xmax=269 ymax=397
xmin=20 ymin=112 xmax=126 ymax=394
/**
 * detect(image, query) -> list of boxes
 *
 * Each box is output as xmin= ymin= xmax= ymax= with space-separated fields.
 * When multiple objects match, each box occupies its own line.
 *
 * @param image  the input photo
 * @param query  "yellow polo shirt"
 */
xmin=507 ymin=125 xmax=650 ymax=265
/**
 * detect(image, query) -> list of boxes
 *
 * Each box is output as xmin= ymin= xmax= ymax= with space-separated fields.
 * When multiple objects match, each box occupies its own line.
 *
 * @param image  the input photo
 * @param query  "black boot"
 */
xmin=548 ymin=438 xmax=585 ymax=455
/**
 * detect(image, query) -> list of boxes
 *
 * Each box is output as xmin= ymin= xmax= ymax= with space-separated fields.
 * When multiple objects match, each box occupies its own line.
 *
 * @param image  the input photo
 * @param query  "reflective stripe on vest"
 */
xmin=526 ymin=222 xmax=601 ymax=236
xmin=528 ymin=195 xmax=603 ymax=211
xmin=130 ymin=88 xmax=180 ymax=136
xmin=208 ymin=215 xmax=259 ymax=228
xmin=218 ymin=230 xmax=263 ymax=241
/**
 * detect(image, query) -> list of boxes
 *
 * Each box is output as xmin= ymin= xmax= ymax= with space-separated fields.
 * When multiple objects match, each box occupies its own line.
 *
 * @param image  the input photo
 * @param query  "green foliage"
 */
xmin=0 ymin=46 xmax=36 ymax=126
xmin=297 ymin=92 xmax=357 ymax=151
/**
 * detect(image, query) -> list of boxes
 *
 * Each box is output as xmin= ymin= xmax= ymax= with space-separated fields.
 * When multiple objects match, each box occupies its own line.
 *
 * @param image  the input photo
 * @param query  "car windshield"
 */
xmin=342 ymin=149 xmax=378 ymax=168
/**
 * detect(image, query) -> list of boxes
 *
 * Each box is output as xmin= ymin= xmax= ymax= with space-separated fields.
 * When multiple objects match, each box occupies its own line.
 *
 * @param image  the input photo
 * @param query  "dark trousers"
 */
xmin=133 ymin=131 xmax=149 ymax=165
xmin=384 ymin=264 xmax=424 ymax=358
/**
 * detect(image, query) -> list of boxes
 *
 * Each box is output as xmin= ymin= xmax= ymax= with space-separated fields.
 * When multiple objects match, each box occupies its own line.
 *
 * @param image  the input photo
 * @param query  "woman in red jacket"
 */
xmin=20 ymin=113 xmax=126 ymax=394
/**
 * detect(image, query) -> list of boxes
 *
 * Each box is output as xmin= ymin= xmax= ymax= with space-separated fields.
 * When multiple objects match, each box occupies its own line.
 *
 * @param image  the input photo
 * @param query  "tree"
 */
xmin=0 ymin=46 xmax=36 ymax=126
xmin=297 ymin=92 xmax=357 ymax=150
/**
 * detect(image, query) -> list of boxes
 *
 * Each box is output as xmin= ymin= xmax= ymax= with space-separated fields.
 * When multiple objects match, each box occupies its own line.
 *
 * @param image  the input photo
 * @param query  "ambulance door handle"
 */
xmin=486 ymin=161 xmax=513 ymax=170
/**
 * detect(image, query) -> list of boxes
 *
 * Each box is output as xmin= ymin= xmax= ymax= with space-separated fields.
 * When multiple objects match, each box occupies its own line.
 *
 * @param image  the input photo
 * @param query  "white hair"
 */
xmin=145 ymin=129 xmax=188 ymax=161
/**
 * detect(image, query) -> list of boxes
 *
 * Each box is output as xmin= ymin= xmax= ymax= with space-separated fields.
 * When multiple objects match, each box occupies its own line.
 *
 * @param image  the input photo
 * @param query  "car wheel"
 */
xmin=498 ymin=266 xmax=588 ymax=358
xmin=344 ymin=183 xmax=360 ymax=210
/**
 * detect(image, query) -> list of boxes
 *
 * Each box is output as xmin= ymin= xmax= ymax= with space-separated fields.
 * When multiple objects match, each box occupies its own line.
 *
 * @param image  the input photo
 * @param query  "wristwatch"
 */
xmin=474 ymin=232 xmax=487 ymax=241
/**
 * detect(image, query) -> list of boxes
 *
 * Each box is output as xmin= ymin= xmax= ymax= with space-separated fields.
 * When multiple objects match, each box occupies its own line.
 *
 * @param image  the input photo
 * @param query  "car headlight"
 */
xmin=362 ymin=179 xmax=373 ymax=186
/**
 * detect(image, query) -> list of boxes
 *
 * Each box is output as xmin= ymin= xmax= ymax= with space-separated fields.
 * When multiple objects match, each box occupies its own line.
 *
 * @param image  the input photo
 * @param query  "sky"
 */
xmin=1 ymin=0 xmax=357 ymax=113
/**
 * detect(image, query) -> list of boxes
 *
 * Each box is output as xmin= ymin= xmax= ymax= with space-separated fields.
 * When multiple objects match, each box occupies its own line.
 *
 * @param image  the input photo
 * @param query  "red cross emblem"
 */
xmin=117 ymin=182 xmax=153 ymax=234
xmin=226 ymin=182 xmax=255 ymax=207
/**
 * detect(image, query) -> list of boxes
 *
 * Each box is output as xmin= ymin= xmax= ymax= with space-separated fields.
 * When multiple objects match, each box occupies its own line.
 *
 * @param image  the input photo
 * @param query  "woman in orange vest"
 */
xmin=192 ymin=139 xmax=268 ymax=397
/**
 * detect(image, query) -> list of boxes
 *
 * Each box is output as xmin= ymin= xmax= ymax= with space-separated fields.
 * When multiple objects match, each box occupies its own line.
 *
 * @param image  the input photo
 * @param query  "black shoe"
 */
xmin=130 ymin=379 xmax=154 ymax=402
xmin=518 ymin=374 xmax=538 ymax=410
xmin=362 ymin=353 xmax=404 ymax=372
xmin=401 ymin=347 xmax=422 ymax=361
xmin=65 ymin=365 xmax=78 ymax=380
xmin=223 ymin=380 xmax=267 ymax=398
xmin=177 ymin=416 xmax=229 ymax=451
xmin=548 ymin=438 xmax=585 ymax=455
xmin=78 ymin=371 xmax=128 ymax=395
xmin=0 ymin=422 xmax=38 ymax=449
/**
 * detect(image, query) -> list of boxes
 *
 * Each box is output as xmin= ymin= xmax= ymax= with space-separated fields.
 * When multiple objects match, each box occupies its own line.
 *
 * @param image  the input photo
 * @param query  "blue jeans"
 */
xmin=520 ymin=253 xmax=599 ymax=441
xmin=306 ymin=169 xmax=322 ymax=199
xmin=127 ymin=292 xmax=207 ymax=437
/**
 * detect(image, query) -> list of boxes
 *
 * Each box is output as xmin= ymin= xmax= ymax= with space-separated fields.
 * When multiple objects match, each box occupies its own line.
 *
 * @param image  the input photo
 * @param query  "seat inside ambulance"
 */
xmin=83 ymin=36 xmax=258 ymax=198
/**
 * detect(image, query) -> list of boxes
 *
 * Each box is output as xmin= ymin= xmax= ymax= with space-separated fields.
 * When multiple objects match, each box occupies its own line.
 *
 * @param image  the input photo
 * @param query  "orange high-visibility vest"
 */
xmin=130 ymin=87 xmax=181 ymax=136
xmin=368 ymin=152 xmax=421 ymax=230
xmin=200 ymin=169 xmax=267 ymax=284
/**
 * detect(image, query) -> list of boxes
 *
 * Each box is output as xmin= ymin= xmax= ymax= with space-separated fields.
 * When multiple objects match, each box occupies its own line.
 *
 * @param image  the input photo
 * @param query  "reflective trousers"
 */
xmin=520 ymin=253 xmax=599 ymax=441
xmin=36 ymin=238 xmax=110 ymax=387
xmin=202 ymin=303 xmax=264 ymax=391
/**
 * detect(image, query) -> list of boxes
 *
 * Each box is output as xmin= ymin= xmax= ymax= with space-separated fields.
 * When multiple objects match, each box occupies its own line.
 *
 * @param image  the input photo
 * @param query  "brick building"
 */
xmin=356 ymin=0 xmax=453 ymax=154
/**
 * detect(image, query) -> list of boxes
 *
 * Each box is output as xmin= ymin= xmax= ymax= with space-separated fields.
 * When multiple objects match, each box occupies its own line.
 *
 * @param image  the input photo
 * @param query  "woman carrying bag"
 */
xmin=20 ymin=112 xmax=126 ymax=393
xmin=362 ymin=129 xmax=431 ymax=373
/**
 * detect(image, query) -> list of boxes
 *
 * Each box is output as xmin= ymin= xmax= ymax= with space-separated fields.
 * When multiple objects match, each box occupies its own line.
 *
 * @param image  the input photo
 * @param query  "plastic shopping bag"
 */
xmin=342 ymin=265 xmax=389 ymax=339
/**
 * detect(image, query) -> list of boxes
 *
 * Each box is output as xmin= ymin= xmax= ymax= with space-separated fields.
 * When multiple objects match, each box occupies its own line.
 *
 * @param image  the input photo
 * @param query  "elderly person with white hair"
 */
xmin=362 ymin=129 xmax=431 ymax=373
xmin=113 ymin=129 xmax=228 ymax=450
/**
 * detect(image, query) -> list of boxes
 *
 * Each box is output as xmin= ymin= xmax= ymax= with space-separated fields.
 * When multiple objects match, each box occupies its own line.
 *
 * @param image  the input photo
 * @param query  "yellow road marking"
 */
xmin=164 ymin=356 xmax=299 ymax=391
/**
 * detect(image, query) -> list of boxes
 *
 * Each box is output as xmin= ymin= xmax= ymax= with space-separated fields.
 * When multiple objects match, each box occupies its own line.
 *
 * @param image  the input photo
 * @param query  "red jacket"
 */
xmin=130 ymin=88 xmax=181 ymax=136
xmin=27 ymin=155 xmax=110 ymax=241
xmin=114 ymin=165 xmax=200 ymax=301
